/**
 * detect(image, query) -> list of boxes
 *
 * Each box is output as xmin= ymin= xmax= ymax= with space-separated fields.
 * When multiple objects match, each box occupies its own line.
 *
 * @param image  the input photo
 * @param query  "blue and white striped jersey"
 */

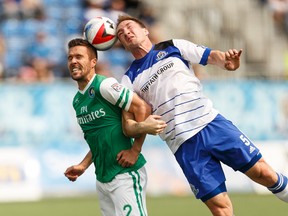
xmin=121 ymin=39 xmax=219 ymax=153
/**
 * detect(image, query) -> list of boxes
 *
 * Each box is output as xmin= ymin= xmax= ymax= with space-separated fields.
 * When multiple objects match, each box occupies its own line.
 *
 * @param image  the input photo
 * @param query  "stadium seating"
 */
xmin=0 ymin=0 xmax=287 ymax=79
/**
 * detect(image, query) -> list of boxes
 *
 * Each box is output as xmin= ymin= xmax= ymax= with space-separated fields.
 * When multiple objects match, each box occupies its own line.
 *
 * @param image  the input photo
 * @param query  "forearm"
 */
xmin=131 ymin=134 xmax=146 ymax=154
xmin=123 ymin=111 xmax=167 ymax=137
xmin=64 ymin=150 xmax=93 ymax=181
xmin=123 ymin=118 xmax=145 ymax=137
xmin=122 ymin=97 xmax=151 ymax=137
xmin=79 ymin=151 xmax=93 ymax=170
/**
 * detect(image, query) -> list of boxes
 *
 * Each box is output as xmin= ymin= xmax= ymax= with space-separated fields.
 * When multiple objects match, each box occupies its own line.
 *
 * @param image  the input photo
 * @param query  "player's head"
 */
xmin=116 ymin=15 xmax=147 ymax=29
xmin=116 ymin=15 xmax=149 ymax=50
xmin=68 ymin=38 xmax=98 ymax=59
xmin=67 ymin=38 xmax=98 ymax=82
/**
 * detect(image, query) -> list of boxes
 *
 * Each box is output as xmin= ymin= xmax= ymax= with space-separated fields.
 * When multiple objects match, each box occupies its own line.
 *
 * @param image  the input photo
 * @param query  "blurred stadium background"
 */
xmin=0 ymin=0 xmax=288 ymax=215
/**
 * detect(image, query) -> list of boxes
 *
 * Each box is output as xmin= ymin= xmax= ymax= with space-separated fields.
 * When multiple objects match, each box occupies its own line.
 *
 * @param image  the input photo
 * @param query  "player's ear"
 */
xmin=144 ymin=28 xmax=149 ymax=36
xmin=91 ymin=58 xmax=97 ymax=68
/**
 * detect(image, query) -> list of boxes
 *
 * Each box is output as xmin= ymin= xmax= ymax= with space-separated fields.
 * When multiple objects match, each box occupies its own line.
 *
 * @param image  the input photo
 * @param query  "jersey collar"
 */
xmin=79 ymin=74 xmax=96 ymax=94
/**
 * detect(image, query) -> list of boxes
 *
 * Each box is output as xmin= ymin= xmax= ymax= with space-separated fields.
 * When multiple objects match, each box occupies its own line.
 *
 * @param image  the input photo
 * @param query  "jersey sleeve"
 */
xmin=99 ymin=77 xmax=133 ymax=111
xmin=121 ymin=75 xmax=133 ymax=90
xmin=172 ymin=39 xmax=211 ymax=65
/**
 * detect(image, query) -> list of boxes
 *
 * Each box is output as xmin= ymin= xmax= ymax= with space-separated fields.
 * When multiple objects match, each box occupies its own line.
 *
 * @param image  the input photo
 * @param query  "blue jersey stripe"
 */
xmin=165 ymin=112 xmax=209 ymax=136
xmin=165 ymin=105 xmax=204 ymax=125
xmin=152 ymin=91 xmax=198 ymax=113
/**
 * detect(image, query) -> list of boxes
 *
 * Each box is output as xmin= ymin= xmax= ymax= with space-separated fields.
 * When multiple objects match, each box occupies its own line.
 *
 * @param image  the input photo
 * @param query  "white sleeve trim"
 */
xmin=173 ymin=39 xmax=207 ymax=64
xmin=99 ymin=77 xmax=133 ymax=111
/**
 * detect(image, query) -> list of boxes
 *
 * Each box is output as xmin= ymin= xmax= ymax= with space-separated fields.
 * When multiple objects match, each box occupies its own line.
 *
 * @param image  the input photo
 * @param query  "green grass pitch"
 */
xmin=1 ymin=194 xmax=287 ymax=216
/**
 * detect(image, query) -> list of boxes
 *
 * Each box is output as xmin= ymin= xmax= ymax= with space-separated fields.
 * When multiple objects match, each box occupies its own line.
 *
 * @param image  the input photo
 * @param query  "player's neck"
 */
xmin=77 ymin=73 xmax=95 ymax=91
xmin=132 ymin=40 xmax=153 ymax=60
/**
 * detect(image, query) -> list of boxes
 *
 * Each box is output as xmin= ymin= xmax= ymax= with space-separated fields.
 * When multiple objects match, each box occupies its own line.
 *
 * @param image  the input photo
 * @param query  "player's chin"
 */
xmin=71 ymin=73 xmax=82 ymax=81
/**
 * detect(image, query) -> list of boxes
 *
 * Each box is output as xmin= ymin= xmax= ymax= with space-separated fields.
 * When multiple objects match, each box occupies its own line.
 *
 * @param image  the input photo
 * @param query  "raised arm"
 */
xmin=207 ymin=49 xmax=242 ymax=71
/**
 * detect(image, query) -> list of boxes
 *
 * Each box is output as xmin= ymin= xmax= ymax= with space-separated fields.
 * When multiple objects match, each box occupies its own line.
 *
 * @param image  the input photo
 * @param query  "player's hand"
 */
xmin=142 ymin=115 xmax=167 ymax=135
xmin=224 ymin=49 xmax=242 ymax=71
xmin=64 ymin=165 xmax=85 ymax=182
xmin=117 ymin=149 xmax=139 ymax=167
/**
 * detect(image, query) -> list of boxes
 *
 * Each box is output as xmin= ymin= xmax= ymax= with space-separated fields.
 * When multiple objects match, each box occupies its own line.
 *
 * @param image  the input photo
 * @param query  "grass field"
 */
xmin=1 ymin=193 xmax=287 ymax=216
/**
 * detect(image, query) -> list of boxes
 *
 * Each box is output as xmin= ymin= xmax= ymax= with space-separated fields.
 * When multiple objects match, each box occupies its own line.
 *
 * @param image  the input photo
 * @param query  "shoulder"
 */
xmin=100 ymin=77 xmax=133 ymax=97
xmin=154 ymin=39 xmax=197 ymax=52
xmin=98 ymin=77 xmax=123 ymax=102
xmin=172 ymin=39 xmax=198 ymax=48
xmin=94 ymin=74 xmax=107 ymax=83
xmin=154 ymin=40 xmax=174 ymax=50
xmin=99 ymin=77 xmax=121 ymax=93
xmin=92 ymin=75 xmax=120 ymax=91
xmin=99 ymin=77 xmax=133 ymax=111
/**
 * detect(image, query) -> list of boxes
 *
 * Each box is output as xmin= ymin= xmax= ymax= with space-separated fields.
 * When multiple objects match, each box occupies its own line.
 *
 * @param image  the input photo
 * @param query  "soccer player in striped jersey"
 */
xmin=64 ymin=38 xmax=166 ymax=216
xmin=116 ymin=15 xmax=288 ymax=216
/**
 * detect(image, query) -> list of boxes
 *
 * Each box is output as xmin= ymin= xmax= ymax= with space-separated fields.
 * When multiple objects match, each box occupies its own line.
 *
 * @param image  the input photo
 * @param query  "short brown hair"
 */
xmin=68 ymin=38 xmax=98 ymax=59
xmin=116 ymin=15 xmax=147 ymax=29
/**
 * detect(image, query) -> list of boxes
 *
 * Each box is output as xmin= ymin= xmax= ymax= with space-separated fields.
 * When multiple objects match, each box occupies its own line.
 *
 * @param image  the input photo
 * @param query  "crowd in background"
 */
xmin=0 ymin=0 xmax=288 ymax=82
xmin=260 ymin=0 xmax=288 ymax=36
xmin=0 ymin=0 xmax=161 ymax=82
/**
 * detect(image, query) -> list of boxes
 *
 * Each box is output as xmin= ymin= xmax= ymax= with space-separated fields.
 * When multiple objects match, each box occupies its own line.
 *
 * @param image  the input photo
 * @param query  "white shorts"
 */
xmin=96 ymin=166 xmax=148 ymax=216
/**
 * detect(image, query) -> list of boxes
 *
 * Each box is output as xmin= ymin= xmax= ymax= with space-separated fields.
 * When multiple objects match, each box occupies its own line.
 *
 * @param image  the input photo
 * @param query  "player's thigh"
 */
xmin=111 ymin=167 xmax=148 ymax=216
xmin=96 ymin=181 xmax=115 ymax=216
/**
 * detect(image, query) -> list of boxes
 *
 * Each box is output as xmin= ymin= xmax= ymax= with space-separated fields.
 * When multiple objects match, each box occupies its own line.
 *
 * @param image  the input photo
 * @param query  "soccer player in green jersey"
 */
xmin=64 ymin=38 xmax=166 ymax=216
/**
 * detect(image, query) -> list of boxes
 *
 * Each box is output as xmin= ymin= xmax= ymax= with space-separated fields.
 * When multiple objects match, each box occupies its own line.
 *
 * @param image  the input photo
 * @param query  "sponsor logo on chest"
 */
xmin=140 ymin=61 xmax=174 ymax=93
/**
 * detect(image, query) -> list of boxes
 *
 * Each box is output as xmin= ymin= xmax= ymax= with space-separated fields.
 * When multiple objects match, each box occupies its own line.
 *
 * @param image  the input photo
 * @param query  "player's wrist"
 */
xmin=131 ymin=145 xmax=141 ymax=154
xmin=135 ymin=121 xmax=146 ymax=134
xmin=78 ymin=163 xmax=89 ymax=172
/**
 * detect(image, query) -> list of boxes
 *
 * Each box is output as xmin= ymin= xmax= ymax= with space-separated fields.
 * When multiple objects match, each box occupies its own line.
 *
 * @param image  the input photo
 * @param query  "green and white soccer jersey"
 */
xmin=73 ymin=74 xmax=146 ymax=183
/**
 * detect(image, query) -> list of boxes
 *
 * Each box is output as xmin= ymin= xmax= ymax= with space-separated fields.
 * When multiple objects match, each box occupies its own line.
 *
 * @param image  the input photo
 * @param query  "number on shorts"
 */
xmin=240 ymin=134 xmax=250 ymax=146
xmin=123 ymin=204 xmax=132 ymax=216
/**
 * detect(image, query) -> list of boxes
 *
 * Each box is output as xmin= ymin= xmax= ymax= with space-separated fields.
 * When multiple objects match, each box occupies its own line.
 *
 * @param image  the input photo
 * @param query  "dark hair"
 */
xmin=116 ymin=15 xmax=147 ymax=29
xmin=68 ymin=38 xmax=98 ymax=59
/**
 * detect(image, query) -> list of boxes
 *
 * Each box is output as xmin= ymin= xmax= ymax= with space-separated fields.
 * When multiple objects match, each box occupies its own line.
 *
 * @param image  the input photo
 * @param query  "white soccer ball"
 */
xmin=83 ymin=16 xmax=117 ymax=51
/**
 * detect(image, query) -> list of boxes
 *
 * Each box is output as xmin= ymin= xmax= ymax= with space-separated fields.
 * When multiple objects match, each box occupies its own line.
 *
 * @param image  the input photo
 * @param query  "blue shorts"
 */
xmin=174 ymin=114 xmax=262 ymax=201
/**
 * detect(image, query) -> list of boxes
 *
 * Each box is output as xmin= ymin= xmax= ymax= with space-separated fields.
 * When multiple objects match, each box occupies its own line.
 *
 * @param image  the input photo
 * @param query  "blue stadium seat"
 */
xmin=1 ymin=19 xmax=22 ymax=38
xmin=4 ymin=50 xmax=23 ymax=71
xmin=21 ymin=19 xmax=39 ymax=37
xmin=45 ymin=7 xmax=63 ymax=20
xmin=5 ymin=36 xmax=27 ymax=52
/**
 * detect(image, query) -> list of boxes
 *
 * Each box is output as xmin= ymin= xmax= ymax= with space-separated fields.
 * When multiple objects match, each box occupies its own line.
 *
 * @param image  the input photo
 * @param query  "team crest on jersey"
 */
xmin=88 ymin=87 xmax=95 ymax=98
xmin=111 ymin=83 xmax=123 ymax=92
xmin=156 ymin=51 xmax=168 ymax=61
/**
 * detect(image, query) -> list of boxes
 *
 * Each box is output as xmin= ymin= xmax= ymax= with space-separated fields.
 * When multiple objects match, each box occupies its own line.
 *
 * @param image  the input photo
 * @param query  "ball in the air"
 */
xmin=83 ymin=16 xmax=117 ymax=51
